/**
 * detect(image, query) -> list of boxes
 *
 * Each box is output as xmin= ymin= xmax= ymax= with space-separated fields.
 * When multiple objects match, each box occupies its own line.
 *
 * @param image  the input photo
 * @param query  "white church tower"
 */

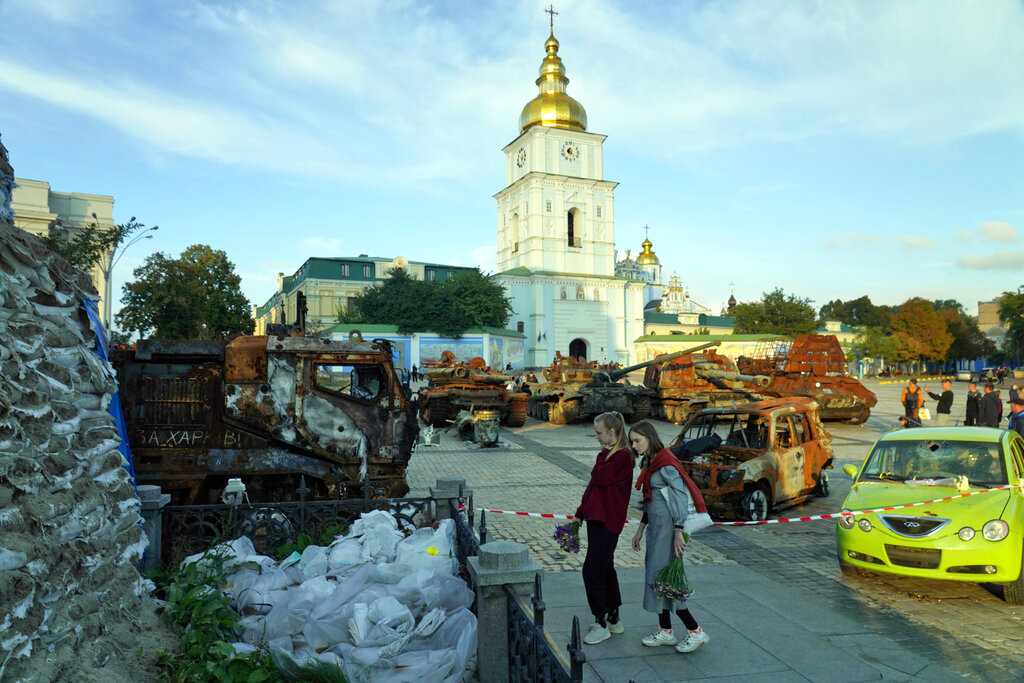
xmin=495 ymin=19 xmax=645 ymax=367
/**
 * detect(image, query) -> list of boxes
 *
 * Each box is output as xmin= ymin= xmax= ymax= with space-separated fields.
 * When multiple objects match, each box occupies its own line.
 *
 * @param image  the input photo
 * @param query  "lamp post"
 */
xmin=95 ymin=213 xmax=158 ymax=330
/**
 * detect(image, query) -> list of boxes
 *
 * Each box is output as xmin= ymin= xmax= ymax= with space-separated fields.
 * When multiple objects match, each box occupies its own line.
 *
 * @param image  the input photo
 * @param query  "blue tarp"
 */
xmin=82 ymin=300 xmax=136 ymax=489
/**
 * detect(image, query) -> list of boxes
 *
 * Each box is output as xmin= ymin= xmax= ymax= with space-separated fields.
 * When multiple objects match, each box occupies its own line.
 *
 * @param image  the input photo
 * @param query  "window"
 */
xmin=447 ymin=270 xmax=453 ymax=278
xmin=341 ymin=264 xmax=350 ymax=277
xmin=314 ymin=363 xmax=384 ymax=401
xmin=362 ymin=264 xmax=372 ymax=278
xmin=546 ymin=200 xmax=552 ymax=213
xmin=596 ymin=206 xmax=603 ymax=218
xmin=567 ymin=210 xmax=574 ymax=247
xmin=427 ymin=269 xmax=436 ymax=281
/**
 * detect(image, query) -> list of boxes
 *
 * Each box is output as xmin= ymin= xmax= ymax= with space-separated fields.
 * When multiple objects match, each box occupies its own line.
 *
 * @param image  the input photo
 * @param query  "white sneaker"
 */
xmin=583 ymin=623 xmax=611 ymax=645
xmin=675 ymin=626 xmax=710 ymax=653
xmin=641 ymin=628 xmax=677 ymax=647
xmin=607 ymin=619 xmax=624 ymax=634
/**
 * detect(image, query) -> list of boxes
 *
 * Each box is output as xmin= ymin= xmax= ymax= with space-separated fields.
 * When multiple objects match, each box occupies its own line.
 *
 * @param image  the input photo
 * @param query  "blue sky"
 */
xmin=2 ymin=0 xmax=1022 ymax=321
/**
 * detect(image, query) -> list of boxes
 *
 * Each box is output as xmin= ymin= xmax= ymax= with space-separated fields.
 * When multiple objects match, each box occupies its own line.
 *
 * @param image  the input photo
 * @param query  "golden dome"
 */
xmin=519 ymin=32 xmax=587 ymax=133
xmin=635 ymin=237 xmax=660 ymax=265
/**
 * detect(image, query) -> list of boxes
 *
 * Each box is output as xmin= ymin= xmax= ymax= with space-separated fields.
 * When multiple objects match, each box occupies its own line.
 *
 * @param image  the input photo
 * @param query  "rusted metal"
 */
xmin=418 ymin=355 xmax=527 ymax=428
xmin=113 ymin=328 xmax=418 ymax=505
xmin=527 ymin=348 xmax=705 ymax=425
xmin=736 ymin=335 xmax=877 ymax=423
xmin=668 ymin=397 xmax=834 ymax=521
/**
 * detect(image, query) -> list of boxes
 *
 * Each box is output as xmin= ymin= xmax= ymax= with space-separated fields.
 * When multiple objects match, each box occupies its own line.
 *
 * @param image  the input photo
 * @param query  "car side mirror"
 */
xmin=843 ymin=464 xmax=858 ymax=479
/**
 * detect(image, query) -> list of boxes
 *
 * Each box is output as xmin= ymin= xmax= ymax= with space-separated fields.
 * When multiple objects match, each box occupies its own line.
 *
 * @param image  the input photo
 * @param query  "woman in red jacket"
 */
xmin=574 ymin=411 xmax=635 ymax=645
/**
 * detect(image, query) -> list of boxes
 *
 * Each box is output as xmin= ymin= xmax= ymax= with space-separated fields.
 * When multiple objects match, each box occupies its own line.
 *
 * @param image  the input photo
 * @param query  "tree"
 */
xmin=851 ymin=326 xmax=899 ymax=362
xmin=342 ymin=268 xmax=512 ymax=338
xmin=889 ymin=298 xmax=953 ymax=370
xmin=939 ymin=308 xmax=993 ymax=366
xmin=116 ymin=245 xmax=253 ymax=340
xmin=819 ymin=295 xmax=892 ymax=329
xmin=42 ymin=216 xmax=155 ymax=273
xmin=998 ymin=287 xmax=1024 ymax=365
xmin=732 ymin=288 xmax=817 ymax=335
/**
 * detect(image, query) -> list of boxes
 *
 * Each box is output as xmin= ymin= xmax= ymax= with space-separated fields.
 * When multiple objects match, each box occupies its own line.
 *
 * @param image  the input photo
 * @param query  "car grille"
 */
xmin=885 ymin=544 xmax=941 ymax=569
xmin=879 ymin=515 xmax=950 ymax=538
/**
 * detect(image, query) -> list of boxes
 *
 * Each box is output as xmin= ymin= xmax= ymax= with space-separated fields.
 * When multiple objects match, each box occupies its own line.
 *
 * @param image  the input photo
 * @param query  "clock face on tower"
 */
xmin=561 ymin=142 xmax=579 ymax=162
xmin=516 ymin=149 xmax=526 ymax=168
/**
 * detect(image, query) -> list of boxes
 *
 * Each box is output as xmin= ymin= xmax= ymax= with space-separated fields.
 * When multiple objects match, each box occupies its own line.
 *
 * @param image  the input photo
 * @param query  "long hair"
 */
xmin=594 ymin=411 xmax=630 ymax=460
xmin=628 ymin=420 xmax=665 ymax=466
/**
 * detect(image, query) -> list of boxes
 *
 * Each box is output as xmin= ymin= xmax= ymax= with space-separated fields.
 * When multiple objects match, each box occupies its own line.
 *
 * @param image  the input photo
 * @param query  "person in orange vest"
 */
xmin=901 ymin=379 xmax=924 ymax=422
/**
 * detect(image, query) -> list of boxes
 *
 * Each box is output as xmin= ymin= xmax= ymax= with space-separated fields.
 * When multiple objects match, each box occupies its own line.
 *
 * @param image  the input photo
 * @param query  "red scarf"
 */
xmin=635 ymin=448 xmax=708 ymax=514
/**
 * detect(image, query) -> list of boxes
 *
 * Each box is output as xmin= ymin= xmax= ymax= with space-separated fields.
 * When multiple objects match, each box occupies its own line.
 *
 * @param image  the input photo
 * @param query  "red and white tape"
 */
xmin=458 ymin=484 xmax=1020 ymax=527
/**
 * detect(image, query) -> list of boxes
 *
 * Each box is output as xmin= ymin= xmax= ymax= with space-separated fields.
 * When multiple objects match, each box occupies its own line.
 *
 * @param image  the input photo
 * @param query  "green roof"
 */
xmin=322 ymin=323 xmax=524 ymax=338
xmin=698 ymin=314 xmax=736 ymax=326
xmin=635 ymin=333 xmax=789 ymax=343
xmin=498 ymin=267 xmax=637 ymax=282
xmin=644 ymin=312 xmax=679 ymax=323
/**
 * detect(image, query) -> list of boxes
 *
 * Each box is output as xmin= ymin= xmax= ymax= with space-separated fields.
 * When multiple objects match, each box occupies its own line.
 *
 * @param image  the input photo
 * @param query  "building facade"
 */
xmin=494 ymin=28 xmax=645 ymax=366
xmin=253 ymin=255 xmax=477 ymax=334
xmin=11 ymin=178 xmax=117 ymax=327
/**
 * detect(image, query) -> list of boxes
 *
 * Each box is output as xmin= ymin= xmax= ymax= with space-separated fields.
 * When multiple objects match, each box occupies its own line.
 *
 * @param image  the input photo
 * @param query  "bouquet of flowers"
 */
xmin=649 ymin=540 xmax=693 ymax=601
xmin=553 ymin=520 xmax=581 ymax=553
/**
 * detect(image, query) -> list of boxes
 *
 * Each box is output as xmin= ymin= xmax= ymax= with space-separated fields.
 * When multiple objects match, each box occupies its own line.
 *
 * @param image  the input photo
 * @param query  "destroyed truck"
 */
xmin=668 ymin=397 xmax=834 ymax=521
xmin=112 ymin=331 xmax=419 ymax=505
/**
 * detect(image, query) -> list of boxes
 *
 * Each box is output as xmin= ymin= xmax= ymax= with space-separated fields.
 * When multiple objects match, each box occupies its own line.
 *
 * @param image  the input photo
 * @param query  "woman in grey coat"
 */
xmin=629 ymin=421 xmax=712 ymax=654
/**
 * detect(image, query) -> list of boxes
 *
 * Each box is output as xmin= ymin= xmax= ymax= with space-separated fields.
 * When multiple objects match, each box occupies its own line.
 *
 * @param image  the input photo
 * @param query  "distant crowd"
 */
xmin=897 ymin=377 xmax=1024 ymax=436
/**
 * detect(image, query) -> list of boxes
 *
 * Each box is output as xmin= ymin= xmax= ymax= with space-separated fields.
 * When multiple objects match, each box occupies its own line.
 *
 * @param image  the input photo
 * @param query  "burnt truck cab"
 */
xmin=114 ymin=331 xmax=418 ymax=504
xmin=669 ymin=397 xmax=834 ymax=521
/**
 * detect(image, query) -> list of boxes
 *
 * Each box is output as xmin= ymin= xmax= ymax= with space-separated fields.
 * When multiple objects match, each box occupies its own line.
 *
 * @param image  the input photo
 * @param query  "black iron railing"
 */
xmin=160 ymin=477 xmax=434 ymax=563
xmin=506 ymin=575 xmax=585 ymax=682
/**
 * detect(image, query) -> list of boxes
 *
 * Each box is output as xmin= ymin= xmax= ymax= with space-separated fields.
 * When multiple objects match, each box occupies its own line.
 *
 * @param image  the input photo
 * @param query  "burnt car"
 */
xmin=668 ymin=397 xmax=834 ymax=521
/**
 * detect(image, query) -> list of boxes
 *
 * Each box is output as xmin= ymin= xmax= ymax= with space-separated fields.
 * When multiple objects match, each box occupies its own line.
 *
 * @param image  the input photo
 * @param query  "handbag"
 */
xmin=919 ymin=407 xmax=931 ymax=421
xmin=664 ymin=486 xmax=715 ymax=535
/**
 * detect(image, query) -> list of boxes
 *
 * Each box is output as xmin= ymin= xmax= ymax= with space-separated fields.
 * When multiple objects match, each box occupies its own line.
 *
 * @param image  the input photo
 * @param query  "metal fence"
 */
xmin=506 ymin=575 xmax=585 ymax=683
xmin=159 ymin=476 xmax=435 ymax=563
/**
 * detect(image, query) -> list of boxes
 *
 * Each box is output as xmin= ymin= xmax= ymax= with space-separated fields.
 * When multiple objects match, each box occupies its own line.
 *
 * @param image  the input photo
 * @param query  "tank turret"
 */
xmin=692 ymin=363 xmax=771 ymax=388
xmin=417 ymin=355 xmax=527 ymax=427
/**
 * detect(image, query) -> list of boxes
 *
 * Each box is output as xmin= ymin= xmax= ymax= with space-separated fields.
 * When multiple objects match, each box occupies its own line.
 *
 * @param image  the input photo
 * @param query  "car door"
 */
xmin=772 ymin=414 xmax=805 ymax=503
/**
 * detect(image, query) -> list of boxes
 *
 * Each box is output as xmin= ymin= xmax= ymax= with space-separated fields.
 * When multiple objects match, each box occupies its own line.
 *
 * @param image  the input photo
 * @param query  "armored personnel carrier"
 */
xmin=527 ymin=349 xmax=696 ymax=424
xmin=643 ymin=345 xmax=771 ymax=424
xmin=418 ymin=353 xmax=527 ymax=428
xmin=736 ymin=335 xmax=877 ymax=424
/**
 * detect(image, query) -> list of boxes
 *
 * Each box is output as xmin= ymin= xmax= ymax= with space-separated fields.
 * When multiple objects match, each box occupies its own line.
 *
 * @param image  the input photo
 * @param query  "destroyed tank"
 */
xmin=643 ymin=343 xmax=772 ymax=424
xmin=527 ymin=350 xmax=692 ymax=424
xmin=112 ymin=330 xmax=419 ymax=504
xmin=418 ymin=353 xmax=527 ymax=428
xmin=736 ymin=334 xmax=877 ymax=424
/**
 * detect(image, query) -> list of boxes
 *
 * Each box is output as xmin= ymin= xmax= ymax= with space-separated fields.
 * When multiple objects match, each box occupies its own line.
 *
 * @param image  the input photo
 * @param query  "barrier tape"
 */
xmin=457 ymin=484 xmax=1020 ymax=527
xmin=878 ymin=375 xmax=953 ymax=385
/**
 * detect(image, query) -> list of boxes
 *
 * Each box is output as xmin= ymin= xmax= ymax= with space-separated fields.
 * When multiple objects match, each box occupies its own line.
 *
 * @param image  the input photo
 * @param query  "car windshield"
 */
xmin=860 ymin=440 xmax=1007 ymax=487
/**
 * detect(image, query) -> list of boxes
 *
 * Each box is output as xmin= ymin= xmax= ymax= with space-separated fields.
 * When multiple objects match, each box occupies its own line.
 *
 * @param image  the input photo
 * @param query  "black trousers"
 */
xmin=583 ymin=521 xmax=622 ymax=619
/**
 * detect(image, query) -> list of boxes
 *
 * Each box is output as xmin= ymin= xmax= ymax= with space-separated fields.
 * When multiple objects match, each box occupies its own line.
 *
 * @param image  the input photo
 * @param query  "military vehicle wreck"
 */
xmin=736 ymin=335 xmax=877 ymax=424
xmin=418 ymin=352 xmax=527 ymax=428
xmin=113 ymin=330 xmax=418 ymax=504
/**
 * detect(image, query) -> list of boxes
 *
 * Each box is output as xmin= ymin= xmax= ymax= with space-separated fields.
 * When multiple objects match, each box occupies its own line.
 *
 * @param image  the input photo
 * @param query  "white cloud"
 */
xmin=953 ymin=229 xmax=974 ymax=244
xmin=821 ymin=232 xmax=881 ymax=249
xmin=978 ymin=221 xmax=1020 ymax=243
xmin=894 ymin=234 xmax=940 ymax=250
xmin=957 ymin=248 xmax=1024 ymax=271
xmin=299 ymin=237 xmax=345 ymax=254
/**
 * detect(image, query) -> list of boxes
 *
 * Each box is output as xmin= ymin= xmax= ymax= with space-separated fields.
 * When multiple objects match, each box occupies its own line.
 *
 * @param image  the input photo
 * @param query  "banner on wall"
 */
xmin=504 ymin=339 xmax=525 ymax=367
xmin=419 ymin=338 xmax=484 ymax=363
xmin=489 ymin=338 xmax=502 ymax=368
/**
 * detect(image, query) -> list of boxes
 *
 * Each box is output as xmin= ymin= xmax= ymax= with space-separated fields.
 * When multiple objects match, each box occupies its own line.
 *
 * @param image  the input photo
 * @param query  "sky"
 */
xmin=1 ymin=0 xmax=1023 ymax=322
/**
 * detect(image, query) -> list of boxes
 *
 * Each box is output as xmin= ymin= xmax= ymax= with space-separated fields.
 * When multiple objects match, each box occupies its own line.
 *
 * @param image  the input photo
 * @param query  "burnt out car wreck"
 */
xmin=669 ymin=397 xmax=835 ymax=521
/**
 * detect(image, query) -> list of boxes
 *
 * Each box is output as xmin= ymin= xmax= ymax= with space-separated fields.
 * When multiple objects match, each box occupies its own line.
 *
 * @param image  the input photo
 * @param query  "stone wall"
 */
xmin=0 ymin=134 xmax=172 ymax=681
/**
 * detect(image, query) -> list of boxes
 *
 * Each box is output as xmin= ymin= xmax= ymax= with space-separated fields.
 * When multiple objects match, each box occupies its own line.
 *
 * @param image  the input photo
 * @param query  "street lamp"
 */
xmin=95 ymin=213 xmax=158 ymax=329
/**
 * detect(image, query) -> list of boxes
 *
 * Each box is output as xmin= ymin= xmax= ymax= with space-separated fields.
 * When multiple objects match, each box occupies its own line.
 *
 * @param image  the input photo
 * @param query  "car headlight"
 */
xmin=858 ymin=518 xmax=872 ymax=532
xmin=958 ymin=527 xmax=975 ymax=541
xmin=982 ymin=520 xmax=1009 ymax=541
xmin=838 ymin=510 xmax=856 ymax=529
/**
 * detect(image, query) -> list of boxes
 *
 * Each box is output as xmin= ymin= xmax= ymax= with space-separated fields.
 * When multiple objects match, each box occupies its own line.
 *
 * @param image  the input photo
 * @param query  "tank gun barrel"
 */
xmin=693 ymin=362 xmax=771 ymax=388
xmin=607 ymin=342 xmax=720 ymax=380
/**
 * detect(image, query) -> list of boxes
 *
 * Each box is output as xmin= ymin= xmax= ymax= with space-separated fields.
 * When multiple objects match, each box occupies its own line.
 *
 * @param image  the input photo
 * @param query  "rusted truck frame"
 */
xmin=418 ymin=354 xmax=527 ymax=428
xmin=669 ymin=397 xmax=834 ymax=521
xmin=114 ymin=331 xmax=418 ymax=505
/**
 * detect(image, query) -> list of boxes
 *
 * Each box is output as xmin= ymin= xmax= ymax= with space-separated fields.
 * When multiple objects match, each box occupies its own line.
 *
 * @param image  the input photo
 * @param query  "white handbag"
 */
xmin=919 ymin=407 xmax=931 ymax=421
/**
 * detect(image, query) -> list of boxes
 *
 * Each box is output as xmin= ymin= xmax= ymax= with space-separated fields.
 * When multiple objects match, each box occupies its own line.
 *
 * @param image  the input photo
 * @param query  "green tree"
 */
xmin=732 ymin=288 xmax=817 ymax=335
xmin=116 ymin=245 xmax=253 ymax=340
xmin=939 ymin=308 xmax=994 ymax=365
xmin=998 ymin=287 xmax=1024 ymax=365
xmin=42 ymin=216 xmax=155 ymax=272
xmin=851 ymin=326 xmax=899 ymax=361
xmin=819 ymin=295 xmax=892 ymax=329
xmin=889 ymin=298 xmax=953 ymax=370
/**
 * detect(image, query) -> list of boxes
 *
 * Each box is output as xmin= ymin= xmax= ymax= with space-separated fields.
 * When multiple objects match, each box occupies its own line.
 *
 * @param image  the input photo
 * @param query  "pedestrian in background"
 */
xmin=965 ymin=382 xmax=981 ymax=426
xmin=629 ymin=421 xmax=712 ymax=654
xmin=921 ymin=379 xmax=954 ymax=426
xmin=979 ymin=384 xmax=1001 ymax=427
xmin=901 ymin=379 xmax=924 ymax=422
xmin=1008 ymin=397 xmax=1024 ymax=436
xmin=574 ymin=411 xmax=634 ymax=645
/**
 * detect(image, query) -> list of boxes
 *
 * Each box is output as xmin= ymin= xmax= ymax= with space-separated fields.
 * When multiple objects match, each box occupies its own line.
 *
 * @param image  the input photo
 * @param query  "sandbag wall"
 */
xmin=0 ymin=136 xmax=153 ymax=679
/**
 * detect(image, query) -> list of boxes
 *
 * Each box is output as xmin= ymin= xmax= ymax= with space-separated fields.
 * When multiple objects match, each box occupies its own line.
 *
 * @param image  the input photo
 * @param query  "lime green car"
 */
xmin=836 ymin=426 xmax=1024 ymax=604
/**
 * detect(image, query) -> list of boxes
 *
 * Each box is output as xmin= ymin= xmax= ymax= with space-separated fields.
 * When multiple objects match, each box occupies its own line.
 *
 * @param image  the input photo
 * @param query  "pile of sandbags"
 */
xmin=187 ymin=510 xmax=477 ymax=682
xmin=0 ymin=134 xmax=162 ymax=681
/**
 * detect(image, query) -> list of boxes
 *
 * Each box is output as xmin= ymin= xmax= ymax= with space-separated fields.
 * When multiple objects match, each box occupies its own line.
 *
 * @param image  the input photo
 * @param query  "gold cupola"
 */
xmin=519 ymin=31 xmax=588 ymax=133
xmin=635 ymin=236 xmax=660 ymax=265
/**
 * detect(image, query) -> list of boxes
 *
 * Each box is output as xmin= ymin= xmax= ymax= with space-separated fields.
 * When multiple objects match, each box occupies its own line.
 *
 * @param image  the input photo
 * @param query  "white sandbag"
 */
xmin=348 ymin=603 xmax=370 ymax=645
xmin=298 ymin=575 xmax=336 ymax=602
xmin=327 ymin=537 xmax=363 ymax=569
xmin=181 ymin=536 xmax=258 ymax=578
xmin=307 ymin=563 xmax=375 ymax=621
xmin=360 ymin=524 xmax=402 ymax=564
xmin=263 ymin=590 xmax=318 ymax=641
xmin=299 ymin=544 xmax=328 ymax=578
xmin=393 ymin=527 xmax=454 ymax=574
xmin=350 ymin=509 xmax=398 ymax=537
xmin=375 ymin=648 xmax=458 ymax=683
xmin=367 ymin=595 xmax=414 ymax=631
xmin=341 ymin=645 xmax=390 ymax=682
xmin=302 ymin=611 xmax=351 ymax=653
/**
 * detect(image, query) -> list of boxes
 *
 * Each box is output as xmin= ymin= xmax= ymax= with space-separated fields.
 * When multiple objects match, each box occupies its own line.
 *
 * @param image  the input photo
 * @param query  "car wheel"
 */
xmin=814 ymin=469 xmax=830 ymax=497
xmin=1003 ymin=549 xmax=1024 ymax=605
xmin=741 ymin=486 xmax=769 ymax=522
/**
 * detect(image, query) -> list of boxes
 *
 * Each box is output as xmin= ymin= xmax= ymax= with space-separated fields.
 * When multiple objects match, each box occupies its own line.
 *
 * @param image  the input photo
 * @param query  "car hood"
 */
xmin=842 ymin=482 xmax=1011 ymax=519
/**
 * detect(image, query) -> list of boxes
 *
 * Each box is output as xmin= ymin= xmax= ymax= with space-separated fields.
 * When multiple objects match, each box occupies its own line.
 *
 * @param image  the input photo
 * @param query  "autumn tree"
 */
xmin=939 ymin=308 xmax=994 ymax=366
xmin=888 ymin=298 xmax=953 ymax=370
xmin=116 ymin=245 xmax=253 ymax=340
xmin=819 ymin=295 xmax=893 ymax=328
xmin=998 ymin=287 xmax=1024 ymax=365
xmin=732 ymin=288 xmax=817 ymax=335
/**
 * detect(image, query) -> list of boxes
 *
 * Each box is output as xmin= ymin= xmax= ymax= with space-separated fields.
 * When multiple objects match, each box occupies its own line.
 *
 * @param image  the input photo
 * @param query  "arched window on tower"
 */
xmin=567 ymin=208 xmax=581 ymax=248
xmin=511 ymin=213 xmax=520 ymax=253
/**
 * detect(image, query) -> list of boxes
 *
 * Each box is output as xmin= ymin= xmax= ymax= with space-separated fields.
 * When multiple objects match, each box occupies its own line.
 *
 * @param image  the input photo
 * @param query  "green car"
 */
xmin=836 ymin=426 xmax=1024 ymax=604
